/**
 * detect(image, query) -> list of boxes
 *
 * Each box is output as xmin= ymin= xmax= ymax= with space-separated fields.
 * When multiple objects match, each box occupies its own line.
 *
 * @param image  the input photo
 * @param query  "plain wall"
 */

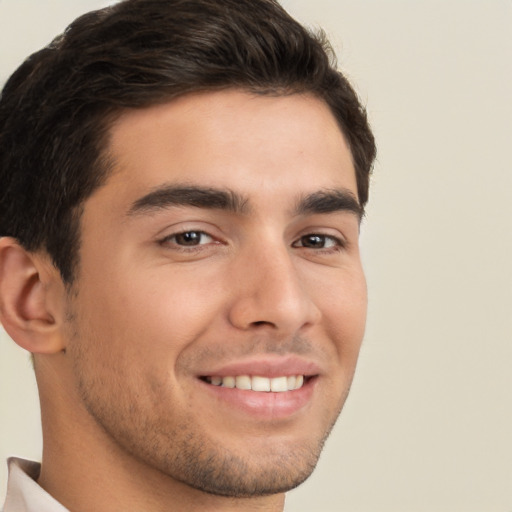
xmin=1 ymin=1 xmax=511 ymax=510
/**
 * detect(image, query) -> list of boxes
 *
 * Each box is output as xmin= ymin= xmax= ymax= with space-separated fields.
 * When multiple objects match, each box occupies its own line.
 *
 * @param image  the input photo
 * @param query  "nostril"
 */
xmin=251 ymin=320 xmax=275 ymax=328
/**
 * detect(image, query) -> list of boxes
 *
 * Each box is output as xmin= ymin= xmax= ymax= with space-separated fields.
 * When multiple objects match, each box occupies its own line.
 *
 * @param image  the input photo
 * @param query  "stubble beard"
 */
xmin=66 ymin=308 xmax=350 ymax=498
xmin=73 ymin=360 xmax=346 ymax=498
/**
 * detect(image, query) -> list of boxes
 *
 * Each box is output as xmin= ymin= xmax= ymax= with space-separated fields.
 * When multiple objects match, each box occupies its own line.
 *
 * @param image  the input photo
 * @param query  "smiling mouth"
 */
xmin=200 ymin=375 xmax=311 ymax=392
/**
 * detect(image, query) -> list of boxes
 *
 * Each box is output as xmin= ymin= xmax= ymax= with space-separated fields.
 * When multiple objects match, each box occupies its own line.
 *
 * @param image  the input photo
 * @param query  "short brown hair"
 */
xmin=0 ymin=0 xmax=376 ymax=283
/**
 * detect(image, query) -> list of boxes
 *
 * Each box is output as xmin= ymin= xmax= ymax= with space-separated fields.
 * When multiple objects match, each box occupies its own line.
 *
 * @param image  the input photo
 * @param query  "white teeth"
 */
xmin=235 ymin=375 xmax=252 ymax=390
xmin=270 ymin=376 xmax=288 ymax=392
xmin=222 ymin=376 xmax=236 ymax=388
xmin=210 ymin=376 xmax=223 ymax=386
xmin=205 ymin=374 xmax=306 ymax=392
xmin=252 ymin=376 xmax=271 ymax=392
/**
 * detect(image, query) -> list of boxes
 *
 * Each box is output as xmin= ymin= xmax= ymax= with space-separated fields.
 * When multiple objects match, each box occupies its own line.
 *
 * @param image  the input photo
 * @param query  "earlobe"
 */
xmin=0 ymin=237 xmax=66 ymax=354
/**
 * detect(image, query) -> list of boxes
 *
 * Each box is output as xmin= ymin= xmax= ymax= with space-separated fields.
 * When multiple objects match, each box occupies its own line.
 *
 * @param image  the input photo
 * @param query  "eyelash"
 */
xmin=159 ymin=230 xmax=346 ymax=253
xmin=159 ymin=230 xmax=216 ymax=250
xmin=292 ymin=234 xmax=347 ymax=252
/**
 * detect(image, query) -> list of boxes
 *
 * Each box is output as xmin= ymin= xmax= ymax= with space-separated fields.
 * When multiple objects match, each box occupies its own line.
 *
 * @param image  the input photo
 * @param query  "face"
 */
xmin=65 ymin=90 xmax=367 ymax=497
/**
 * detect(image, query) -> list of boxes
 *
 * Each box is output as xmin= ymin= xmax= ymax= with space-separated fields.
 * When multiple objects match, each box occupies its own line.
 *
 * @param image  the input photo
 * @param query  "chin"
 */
xmin=171 ymin=444 xmax=321 ymax=498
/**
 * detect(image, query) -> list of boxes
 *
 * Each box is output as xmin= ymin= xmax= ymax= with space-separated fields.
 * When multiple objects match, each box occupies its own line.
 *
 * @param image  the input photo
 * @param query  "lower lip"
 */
xmin=198 ymin=377 xmax=317 ymax=420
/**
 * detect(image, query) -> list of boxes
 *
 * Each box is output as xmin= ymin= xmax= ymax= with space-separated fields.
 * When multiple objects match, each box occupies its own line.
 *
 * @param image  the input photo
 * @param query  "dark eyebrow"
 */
xmin=295 ymin=189 xmax=363 ymax=219
xmin=127 ymin=185 xmax=249 ymax=216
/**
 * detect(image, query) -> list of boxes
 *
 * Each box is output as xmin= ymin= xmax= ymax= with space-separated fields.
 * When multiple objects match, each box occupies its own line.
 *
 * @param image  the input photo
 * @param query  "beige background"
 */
xmin=1 ymin=1 xmax=511 ymax=510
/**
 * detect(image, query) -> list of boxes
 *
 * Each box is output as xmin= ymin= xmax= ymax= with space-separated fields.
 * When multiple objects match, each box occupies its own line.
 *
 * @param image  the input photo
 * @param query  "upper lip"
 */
xmin=197 ymin=355 xmax=322 ymax=378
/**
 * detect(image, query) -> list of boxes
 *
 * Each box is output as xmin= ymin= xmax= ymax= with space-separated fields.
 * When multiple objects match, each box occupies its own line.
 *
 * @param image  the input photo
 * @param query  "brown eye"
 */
xmin=292 ymin=234 xmax=343 ymax=250
xmin=164 ymin=231 xmax=214 ymax=247
xmin=300 ymin=235 xmax=326 ymax=248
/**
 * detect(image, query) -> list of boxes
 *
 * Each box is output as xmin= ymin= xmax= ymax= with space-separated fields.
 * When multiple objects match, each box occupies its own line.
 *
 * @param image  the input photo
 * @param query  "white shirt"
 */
xmin=2 ymin=458 xmax=69 ymax=512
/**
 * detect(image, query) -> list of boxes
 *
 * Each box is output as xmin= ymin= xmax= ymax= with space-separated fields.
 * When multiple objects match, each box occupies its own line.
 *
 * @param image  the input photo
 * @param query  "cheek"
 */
xmin=75 ymin=265 xmax=227 ymax=363
xmin=319 ymin=269 xmax=367 ymax=360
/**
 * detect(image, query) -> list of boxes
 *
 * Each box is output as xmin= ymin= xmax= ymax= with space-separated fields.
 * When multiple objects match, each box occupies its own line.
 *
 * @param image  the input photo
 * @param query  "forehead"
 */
xmin=101 ymin=90 xmax=357 ymax=212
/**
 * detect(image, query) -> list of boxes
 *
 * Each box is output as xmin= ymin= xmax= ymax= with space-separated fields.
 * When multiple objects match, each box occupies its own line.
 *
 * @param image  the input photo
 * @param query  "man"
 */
xmin=0 ymin=0 xmax=375 ymax=510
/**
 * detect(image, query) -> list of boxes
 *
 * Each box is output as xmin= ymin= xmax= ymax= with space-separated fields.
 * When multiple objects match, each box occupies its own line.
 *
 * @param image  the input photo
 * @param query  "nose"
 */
xmin=227 ymin=243 xmax=321 ymax=335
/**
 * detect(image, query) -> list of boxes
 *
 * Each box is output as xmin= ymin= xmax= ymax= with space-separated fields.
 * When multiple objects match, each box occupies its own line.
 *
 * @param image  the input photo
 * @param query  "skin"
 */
xmin=0 ymin=90 xmax=367 ymax=512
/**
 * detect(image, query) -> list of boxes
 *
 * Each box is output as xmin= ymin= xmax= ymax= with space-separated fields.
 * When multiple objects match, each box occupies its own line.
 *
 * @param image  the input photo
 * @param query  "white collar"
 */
xmin=2 ymin=458 xmax=69 ymax=512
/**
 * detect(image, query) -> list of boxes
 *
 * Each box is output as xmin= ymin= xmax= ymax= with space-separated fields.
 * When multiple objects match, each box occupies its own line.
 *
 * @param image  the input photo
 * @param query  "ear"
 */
xmin=0 ymin=237 xmax=67 ymax=354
